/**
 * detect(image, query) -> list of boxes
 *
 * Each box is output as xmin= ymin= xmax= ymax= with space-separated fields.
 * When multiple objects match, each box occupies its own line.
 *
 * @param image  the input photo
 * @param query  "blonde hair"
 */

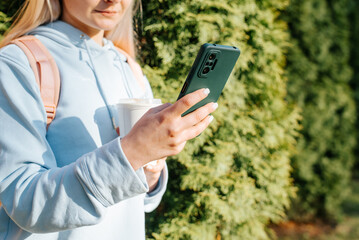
xmin=0 ymin=0 xmax=137 ymax=58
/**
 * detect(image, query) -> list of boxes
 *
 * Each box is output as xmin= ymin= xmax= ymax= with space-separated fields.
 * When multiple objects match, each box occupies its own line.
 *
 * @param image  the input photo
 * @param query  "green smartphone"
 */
xmin=177 ymin=43 xmax=240 ymax=116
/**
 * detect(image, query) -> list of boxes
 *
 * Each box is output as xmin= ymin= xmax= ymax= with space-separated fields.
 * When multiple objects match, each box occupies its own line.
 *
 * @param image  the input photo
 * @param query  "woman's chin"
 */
xmin=91 ymin=16 xmax=122 ymax=31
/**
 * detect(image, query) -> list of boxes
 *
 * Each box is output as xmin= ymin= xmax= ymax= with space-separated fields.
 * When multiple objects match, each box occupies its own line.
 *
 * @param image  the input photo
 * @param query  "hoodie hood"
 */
xmin=29 ymin=21 xmax=121 ymax=58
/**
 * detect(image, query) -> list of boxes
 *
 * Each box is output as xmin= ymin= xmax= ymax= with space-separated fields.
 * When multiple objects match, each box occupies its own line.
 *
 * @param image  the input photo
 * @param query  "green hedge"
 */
xmin=0 ymin=1 xmax=299 ymax=239
xmin=350 ymin=0 xmax=359 ymax=178
xmin=0 ymin=0 xmax=22 ymax=18
xmin=0 ymin=11 xmax=10 ymax=40
xmin=4 ymin=0 xmax=357 ymax=237
xmin=141 ymin=1 xmax=300 ymax=239
xmin=285 ymin=0 xmax=356 ymax=223
xmin=0 ymin=0 xmax=21 ymax=40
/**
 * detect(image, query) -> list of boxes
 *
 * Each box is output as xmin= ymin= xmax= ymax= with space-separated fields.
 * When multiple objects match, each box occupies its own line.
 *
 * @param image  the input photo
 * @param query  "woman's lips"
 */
xmin=95 ymin=10 xmax=118 ymax=17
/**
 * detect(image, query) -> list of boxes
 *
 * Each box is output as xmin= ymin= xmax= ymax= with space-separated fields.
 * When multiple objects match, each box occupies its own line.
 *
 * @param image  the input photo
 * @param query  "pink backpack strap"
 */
xmin=11 ymin=36 xmax=60 ymax=128
xmin=115 ymin=47 xmax=146 ymax=91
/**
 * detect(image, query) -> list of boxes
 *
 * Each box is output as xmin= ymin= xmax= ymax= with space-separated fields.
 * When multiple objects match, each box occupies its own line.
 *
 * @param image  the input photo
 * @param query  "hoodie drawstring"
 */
xmin=111 ymin=48 xmax=134 ymax=99
xmin=81 ymin=34 xmax=119 ymax=133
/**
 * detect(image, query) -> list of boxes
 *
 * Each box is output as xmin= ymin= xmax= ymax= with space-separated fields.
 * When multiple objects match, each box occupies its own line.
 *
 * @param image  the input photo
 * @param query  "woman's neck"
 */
xmin=61 ymin=17 xmax=104 ymax=46
xmin=85 ymin=30 xmax=105 ymax=46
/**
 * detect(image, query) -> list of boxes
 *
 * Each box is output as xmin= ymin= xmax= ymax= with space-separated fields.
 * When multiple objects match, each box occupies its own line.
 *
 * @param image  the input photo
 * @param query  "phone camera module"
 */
xmin=208 ymin=54 xmax=216 ymax=60
xmin=202 ymin=67 xmax=210 ymax=74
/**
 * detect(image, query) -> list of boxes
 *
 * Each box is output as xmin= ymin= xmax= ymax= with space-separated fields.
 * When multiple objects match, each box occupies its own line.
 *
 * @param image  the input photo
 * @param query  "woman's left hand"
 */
xmin=143 ymin=158 xmax=166 ymax=192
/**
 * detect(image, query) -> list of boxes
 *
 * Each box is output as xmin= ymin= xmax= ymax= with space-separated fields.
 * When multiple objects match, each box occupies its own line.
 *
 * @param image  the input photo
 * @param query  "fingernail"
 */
xmin=213 ymin=103 xmax=218 ymax=110
xmin=203 ymin=88 xmax=210 ymax=95
xmin=209 ymin=115 xmax=214 ymax=123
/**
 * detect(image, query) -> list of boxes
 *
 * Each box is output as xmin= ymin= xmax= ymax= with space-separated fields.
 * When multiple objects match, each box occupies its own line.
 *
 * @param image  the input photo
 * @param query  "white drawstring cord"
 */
xmin=81 ymin=34 xmax=119 ymax=132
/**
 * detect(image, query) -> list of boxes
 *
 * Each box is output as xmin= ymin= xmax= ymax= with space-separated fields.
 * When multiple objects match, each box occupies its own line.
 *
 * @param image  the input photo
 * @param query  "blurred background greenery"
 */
xmin=1 ymin=0 xmax=358 ymax=239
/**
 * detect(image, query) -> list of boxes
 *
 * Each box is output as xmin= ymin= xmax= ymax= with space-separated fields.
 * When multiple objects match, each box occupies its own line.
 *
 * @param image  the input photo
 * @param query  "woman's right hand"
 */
xmin=120 ymin=88 xmax=218 ymax=170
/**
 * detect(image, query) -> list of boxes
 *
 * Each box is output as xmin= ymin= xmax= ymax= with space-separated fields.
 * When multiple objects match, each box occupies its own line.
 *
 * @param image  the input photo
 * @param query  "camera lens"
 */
xmin=209 ymin=54 xmax=216 ymax=60
xmin=202 ymin=67 xmax=210 ymax=74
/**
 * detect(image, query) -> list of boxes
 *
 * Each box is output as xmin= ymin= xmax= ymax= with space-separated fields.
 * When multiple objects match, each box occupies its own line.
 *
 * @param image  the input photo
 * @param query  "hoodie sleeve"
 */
xmin=0 ymin=45 xmax=149 ymax=233
xmin=144 ymin=163 xmax=168 ymax=212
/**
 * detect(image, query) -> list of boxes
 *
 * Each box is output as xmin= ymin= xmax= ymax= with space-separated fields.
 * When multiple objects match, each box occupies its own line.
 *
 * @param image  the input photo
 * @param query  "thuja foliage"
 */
xmin=0 ymin=0 xmax=21 ymax=40
xmin=349 ymin=0 xmax=359 ymax=177
xmin=0 ymin=11 xmax=10 ymax=40
xmin=140 ymin=0 xmax=300 ymax=239
xmin=0 ymin=0 xmax=23 ymax=18
xmin=285 ymin=0 xmax=356 ymax=223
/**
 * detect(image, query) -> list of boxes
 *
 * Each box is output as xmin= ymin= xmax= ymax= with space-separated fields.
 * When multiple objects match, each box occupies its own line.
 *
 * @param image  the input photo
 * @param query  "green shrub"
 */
xmin=349 ymin=0 xmax=359 ymax=178
xmin=141 ymin=1 xmax=300 ymax=239
xmin=285 ymin=0 xmax=356 ymax=223
xmin=0 ymin=0 xmax=302 ymax=238
xmin=0 ymin=0 xmax=22 ymax=40
xmin=0 ymin=11 xmax=10 ymax=40
xmin=0 ymin=0 xmax=23 ymax=18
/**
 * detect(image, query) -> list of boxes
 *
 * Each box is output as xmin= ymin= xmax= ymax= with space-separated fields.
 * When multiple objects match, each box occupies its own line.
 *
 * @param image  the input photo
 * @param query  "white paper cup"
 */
xmin=116 ymin=98 xmax=162 ymax=138
xmin=117 ymin=99 xmax=162 ymax=167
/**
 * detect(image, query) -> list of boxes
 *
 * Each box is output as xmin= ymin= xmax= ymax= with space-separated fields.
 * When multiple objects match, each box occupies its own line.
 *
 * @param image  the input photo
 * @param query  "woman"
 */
xmin=0 ymin=0 xmax=216 ymax=239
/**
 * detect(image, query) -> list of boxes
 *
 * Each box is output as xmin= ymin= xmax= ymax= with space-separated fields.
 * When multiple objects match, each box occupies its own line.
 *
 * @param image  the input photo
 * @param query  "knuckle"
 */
xmin=157 ymin=113 xmax=167 ymax=125
xmin=181 ymin=97 xmax=192 ymax=108
xmin=196 ymin=108 xmax=208 ymax=121
xmin=167 ymin=122 xmax=182 ymax=137
xmin=194 ymin=112 xmax=203 ymax=122
xmin=168 ymin=136 xmax=181 ymax=147
xmin=167 ymin=127 xmax=178 ymax=138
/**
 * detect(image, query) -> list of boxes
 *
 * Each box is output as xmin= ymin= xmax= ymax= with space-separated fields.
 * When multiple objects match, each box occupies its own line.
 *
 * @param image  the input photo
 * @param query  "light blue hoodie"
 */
xmin=0 ymin=21 xmax=168 ymax=239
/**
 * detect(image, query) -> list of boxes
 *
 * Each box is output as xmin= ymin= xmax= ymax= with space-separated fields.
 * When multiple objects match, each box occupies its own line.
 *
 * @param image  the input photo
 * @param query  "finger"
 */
xmin=144 ymin=159 xmax=166 ymax=172
xmin=170 ymin=88 xmax=210 ymax=116
xmin=181 ymin=102 xmax=218 ymax=129
xmin=183 ymin=115 xmax=214 ymax=140
xmin=144 ymin=158 xmax=166 ymax=168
